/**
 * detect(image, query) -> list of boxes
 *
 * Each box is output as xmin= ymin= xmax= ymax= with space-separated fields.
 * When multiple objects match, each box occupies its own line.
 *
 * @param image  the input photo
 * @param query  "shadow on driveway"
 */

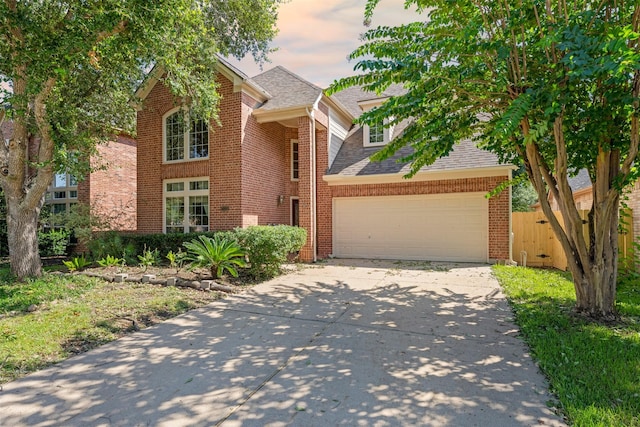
xmin=0 ymin=260 xmax=565 ymax=426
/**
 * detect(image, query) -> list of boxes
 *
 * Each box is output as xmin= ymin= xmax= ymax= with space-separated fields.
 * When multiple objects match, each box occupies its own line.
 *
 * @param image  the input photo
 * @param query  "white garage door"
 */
xmin=333 ymin=193 xmax=488 ymax=262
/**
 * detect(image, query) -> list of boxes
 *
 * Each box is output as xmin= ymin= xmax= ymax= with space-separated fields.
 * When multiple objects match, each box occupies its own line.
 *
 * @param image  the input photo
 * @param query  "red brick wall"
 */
xmin=298 ymin=116 xmax=314 ymax=261
xmin=324 ymin=176 xmax=511 ymax=261
xmin=136 ymin=74 xmax=245 ymax=233
xmin=240 ymin=93 xmax=288 ymax=226
xmin=137 ymin=72 xmax=293 ymax=234
xmin=84 ymin=135 xmax=137 ymax=230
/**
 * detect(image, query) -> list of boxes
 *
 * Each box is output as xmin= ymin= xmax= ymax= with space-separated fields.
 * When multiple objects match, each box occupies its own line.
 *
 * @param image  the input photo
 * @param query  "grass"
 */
xmin=493 ymin=266 xmax=640 ymax=426
xmin=0 ymin=265 xmax=222 ymax=384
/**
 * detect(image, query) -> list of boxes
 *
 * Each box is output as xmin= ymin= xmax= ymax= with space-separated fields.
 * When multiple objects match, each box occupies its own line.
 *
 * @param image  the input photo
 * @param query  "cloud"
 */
xmin=228 ymin=0 xmax=423 ymax=87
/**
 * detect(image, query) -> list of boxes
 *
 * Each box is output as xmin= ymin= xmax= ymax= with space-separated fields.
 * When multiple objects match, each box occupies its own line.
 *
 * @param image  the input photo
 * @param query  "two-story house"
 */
xmin=135 ymin=59 xmax=513 ymax=263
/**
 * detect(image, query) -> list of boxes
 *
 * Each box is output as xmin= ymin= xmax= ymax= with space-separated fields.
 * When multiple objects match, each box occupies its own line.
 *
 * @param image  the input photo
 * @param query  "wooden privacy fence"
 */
xmin=512 ymin=210 xmax=634 ymax=271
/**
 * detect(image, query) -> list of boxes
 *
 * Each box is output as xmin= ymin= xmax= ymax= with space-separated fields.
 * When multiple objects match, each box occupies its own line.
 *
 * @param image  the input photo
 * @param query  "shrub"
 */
xmin=63 ymin=255 xmax=91 ymax=272
xmin=88 ymin=232 xmax=137 ymax=265
xmin=97 ymin=254 xmax=124 ymax=267
xmin=182 ymin=235 xmax=247 ymax=279
xmin=38 ymin=229 xmax=71 ymax=256
xmin=234 ymin=225 xmax=306 ymax=279
xmin=137 ymin=246 xmax=160 ymax=271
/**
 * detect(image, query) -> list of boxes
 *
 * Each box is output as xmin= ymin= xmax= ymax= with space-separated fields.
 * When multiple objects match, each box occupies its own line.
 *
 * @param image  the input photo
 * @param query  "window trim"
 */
xmin=291 ymin=139 xmax=299 ymax=181
xmin=162 ymin=177 xmax=210 ymax=233
xmin=162 ymin=107 xmax=210 ymax=164
xmin=362 ymin=120 xmax=393 ymax=147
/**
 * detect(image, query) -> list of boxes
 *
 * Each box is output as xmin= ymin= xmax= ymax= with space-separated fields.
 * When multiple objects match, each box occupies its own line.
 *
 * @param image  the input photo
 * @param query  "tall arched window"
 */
xmin=164 ymin=109 xmax=209 ymax=162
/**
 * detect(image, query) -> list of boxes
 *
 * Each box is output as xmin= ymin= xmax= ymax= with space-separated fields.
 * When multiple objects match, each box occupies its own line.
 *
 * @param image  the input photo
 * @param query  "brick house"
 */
xmin=44 ymin=134 xmax=137 ymax=231
xmin=135 ymin=59 xmax=513 ymax=263
xmin=0 ymin=120 xmax=137 ymax=231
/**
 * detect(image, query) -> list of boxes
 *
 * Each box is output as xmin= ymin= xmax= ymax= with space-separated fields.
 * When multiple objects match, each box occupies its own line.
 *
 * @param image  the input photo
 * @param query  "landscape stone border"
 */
xmin=52 ymin=271 xmax=236 ymax=293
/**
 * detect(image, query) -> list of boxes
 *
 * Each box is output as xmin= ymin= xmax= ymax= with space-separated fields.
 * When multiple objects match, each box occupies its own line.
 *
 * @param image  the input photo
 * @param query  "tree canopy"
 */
xmin=0 ymin=0 xmax=282 ymax=279
xmin=331 ymin=1 xmax=640 ymax=318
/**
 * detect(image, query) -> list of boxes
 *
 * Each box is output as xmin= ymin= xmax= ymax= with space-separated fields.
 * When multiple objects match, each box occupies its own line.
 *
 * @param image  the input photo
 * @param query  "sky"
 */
xmin=227 ymin=0 xmax=424 ymax=88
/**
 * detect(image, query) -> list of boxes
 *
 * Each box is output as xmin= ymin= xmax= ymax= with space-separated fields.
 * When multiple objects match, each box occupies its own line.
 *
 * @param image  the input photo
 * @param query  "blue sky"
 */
xmin=228 ymin=0 xmax=424 ymax=88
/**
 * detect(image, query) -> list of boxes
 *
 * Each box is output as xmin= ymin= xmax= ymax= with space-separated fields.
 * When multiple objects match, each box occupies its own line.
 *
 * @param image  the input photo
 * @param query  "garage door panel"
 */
xmin=333 ymin=194 xmax=488 ymax=262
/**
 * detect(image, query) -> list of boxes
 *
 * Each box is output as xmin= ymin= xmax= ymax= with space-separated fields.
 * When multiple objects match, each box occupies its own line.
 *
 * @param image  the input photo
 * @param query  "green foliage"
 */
xmin=0 ymin=272 xmax=98 ymax=314
xmin=88 ymin=232 xmax=136 ymax=265
xmin=330 ymin=0 xmax=640 ymax=317
xmin=166 ymin=250 xmax=185 ymax=273
xmin=137 ymin=246 xmax=160 ymax=271
xmin=182 ymin=235 xmax=247 ymax=279
xmin=97 ymin=255 xmax=124 ymax=268
xmin=0 ymin=0 xmax=283 ymax=278
xmin=234 ymin=226 xmax=307 ymax=279
xmin=37 ymin=229 xmax=71 ymax=257
xmin=62 ymin=255 xmax=91 ymax=272
xmin=45 ymin=203 xmax=109 ymax=247
xmin=493 ymin=266 xmax=640 ymax=426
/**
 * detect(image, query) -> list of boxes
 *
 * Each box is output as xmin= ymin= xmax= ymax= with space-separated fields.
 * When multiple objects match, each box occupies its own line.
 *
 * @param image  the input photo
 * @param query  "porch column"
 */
xmin=298 ymin=115 xmax=315 ymax=261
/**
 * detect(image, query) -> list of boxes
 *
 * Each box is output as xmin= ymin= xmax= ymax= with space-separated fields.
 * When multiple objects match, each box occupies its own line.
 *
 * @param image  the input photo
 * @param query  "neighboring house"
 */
xmin=533 ymin=169 xmax=640 ymax=243
xmin=45 ymin=134 xmax=137 ymax=231
xmin=135 ymin=58 xmax=513 ymax=263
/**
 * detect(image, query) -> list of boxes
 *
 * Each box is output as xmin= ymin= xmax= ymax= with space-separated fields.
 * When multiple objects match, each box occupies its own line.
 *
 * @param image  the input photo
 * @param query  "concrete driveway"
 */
xmin=0 ymin=260 xmax=565 ymax=426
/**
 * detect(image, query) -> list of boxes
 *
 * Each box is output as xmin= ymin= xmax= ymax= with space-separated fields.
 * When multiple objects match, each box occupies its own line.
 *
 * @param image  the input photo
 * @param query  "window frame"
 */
xmin=162 ymin=107 xmax=210 ymax=164
xmin=291 ymin=139 xmax=299 ymax=181
xmin=162 ymin=177 xmax=210 ymax=234
xmin=362 ymin=119 xmax=394 ymax=147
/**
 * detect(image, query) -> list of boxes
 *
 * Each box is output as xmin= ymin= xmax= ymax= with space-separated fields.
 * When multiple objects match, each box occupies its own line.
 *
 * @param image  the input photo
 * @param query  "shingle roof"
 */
xmin=332 ymin=84 xmax=406 ymax=118
xmin=252 ymin=66 xmax=323 ymax=111
xmin=328 ymin=85 xmax=504 ymax=176
xmin=327 ymin=131 xmax=502 ymax=176
xmin=568 ymin=169 xmax=592 ymax=192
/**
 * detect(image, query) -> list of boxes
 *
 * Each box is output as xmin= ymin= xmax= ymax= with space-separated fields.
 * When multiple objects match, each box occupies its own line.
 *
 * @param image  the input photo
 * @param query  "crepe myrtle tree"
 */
xmin=330 ymin=1 xmax=640 ymax=319
xmin=0 ymin=0 xmax=282 ymax=280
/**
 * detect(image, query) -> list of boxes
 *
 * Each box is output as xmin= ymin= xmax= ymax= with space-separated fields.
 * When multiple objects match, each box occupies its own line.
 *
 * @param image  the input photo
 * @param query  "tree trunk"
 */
xmin=6 ymin=199 xmax=42 ymax=280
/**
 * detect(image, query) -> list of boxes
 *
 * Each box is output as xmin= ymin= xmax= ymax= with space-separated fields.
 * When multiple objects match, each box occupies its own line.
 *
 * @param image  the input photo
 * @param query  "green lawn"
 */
xmin=0 ymin=266 xmax=222 ymax=384
xmin=493 ymin=266 xmax=640 ymax=426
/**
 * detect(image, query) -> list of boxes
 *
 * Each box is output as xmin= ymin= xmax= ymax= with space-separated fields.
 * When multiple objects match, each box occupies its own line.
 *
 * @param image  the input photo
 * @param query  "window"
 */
xmin=363 ymin=119 xmax=394 ymax=147
xmin=54 ymin=173 xmax=67 ymax=188
xmin=51 ymin=203 xmax=66 ymax=214
xmin=291 ymin=139 xmax=299 ymax=181
xmin=164 ymin=109 xmax=209 ymax=162
xmin=164 ymin=178 xmax=209 ymax=233
xmin=46 ymin=172 xmax=78 ymax=215
xmin=368 ymin=122 xmax=385 ymax=145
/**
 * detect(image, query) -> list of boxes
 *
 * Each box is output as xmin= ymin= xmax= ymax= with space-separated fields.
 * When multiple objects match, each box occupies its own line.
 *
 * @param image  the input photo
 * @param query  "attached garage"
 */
xmin=333 ymin=193 xmax=489 ymax=262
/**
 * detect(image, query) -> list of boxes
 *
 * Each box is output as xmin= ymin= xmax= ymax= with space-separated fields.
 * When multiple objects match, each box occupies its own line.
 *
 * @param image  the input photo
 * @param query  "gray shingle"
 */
xmin=331 ymin=84 xmax=406 ymax=118
xmin=327 ymin=129 xmax=502 ymax=176
xmin=568 ymin=169 xmax=592 ymax=191
xmin=252 ymin=66 xmax=323 ymax=111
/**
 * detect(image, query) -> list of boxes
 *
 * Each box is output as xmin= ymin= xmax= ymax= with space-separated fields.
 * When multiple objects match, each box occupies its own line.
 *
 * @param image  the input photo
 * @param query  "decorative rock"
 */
xmin=27 ymin=304 xmax=38 ymax=312
xmin=114 ymin=273 xmax=128 ymax=283
xmin=166 ymin=277 xmax=177 ymax=286
xmin=141 ymin=274 xmax=156 ymax=283
xmin=149 ymin=279 xmax=166 ymax=286
xmin=200 ymin=280 xmax=213 ymax=290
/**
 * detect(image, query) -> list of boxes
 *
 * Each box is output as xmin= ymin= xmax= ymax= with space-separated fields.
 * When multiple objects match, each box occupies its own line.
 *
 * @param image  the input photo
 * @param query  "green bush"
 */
xmin=86 ymin=226 xmax=306 ymax=279
xmin=87 ymin=231 xmax=137 ymax=264
xmin=38 ymin=229 xmax=71 ymax=256
xmin=234 ymin=225 xmax=306 ymax=279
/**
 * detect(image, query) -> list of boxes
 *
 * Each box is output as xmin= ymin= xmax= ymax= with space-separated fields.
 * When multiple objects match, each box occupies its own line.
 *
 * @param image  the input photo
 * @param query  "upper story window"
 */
xmin=291 ymin=139 xmax=299 ymax=181
xmin=363 ymin=120 xmax=394 ymax=147
xmin=164 ymin=109 xmax=209 ymax=162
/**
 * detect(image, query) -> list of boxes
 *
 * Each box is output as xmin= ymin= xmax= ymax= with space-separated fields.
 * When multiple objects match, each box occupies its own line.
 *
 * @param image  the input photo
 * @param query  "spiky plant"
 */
xmin=182 ymin=235 xmax=246 ymax=279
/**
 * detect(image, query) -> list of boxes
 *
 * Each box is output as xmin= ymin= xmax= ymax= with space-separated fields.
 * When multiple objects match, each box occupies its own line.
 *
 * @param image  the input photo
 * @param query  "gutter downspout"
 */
xmin=306 ymin=107 xmax=317 ymax=262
